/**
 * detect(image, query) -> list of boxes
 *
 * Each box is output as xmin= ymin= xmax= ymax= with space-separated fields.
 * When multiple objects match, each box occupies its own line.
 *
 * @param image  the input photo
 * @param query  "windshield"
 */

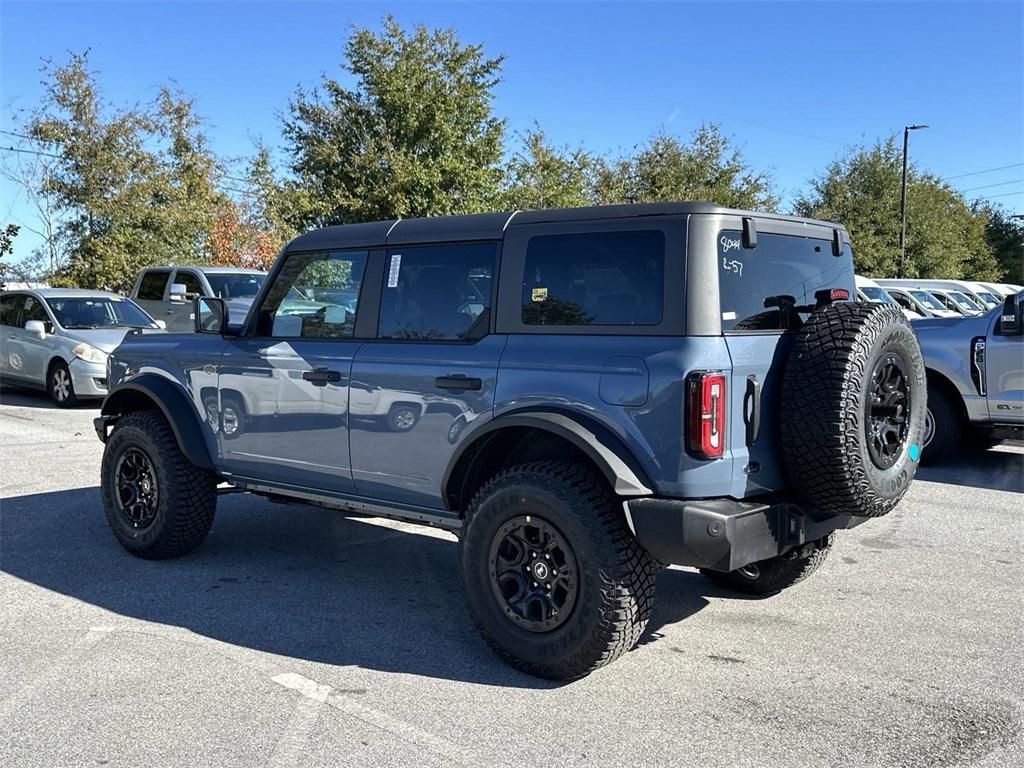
xmin=910 ymin=290 xmax=946 ymax=310
xmin=47 ymin=296 xmax=156 ymax=329
xmin=948 ymin=291 xmax=981 ymax=311
xmin=206 ymin=273 xmax=265 ymax=300
xmin=976 ymin=291 xmax=999 ymax=308
xmin=860 ymin=286 xmax=898 ymax=305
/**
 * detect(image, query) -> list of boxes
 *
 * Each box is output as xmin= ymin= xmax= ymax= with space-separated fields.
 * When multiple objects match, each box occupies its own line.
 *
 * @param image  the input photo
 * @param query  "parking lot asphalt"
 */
xmin=1 ymin=385 xmax=1022 ymax=768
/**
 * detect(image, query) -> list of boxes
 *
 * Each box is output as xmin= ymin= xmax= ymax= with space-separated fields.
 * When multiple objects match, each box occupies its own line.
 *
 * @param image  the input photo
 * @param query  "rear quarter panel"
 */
xmin=495 ymin=334 xmax=740 ymax=499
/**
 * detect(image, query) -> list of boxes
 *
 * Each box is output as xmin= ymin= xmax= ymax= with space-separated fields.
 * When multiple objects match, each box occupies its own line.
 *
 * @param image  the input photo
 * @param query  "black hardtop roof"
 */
xmin=285 ymin=202 xmax=845 ymax=251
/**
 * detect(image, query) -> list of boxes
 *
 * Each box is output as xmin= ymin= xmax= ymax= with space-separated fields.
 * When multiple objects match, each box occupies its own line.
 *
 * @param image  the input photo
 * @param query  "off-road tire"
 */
xmin=100 ymin=410 xmax=217 ymax=559
xmin=700 ymin=534 xmax=835 ymax=595
xmin=459 ymin=461 xmax=655 ymax=680
xmin=921 ymin=384 xmax=962 ymax=464
xmin=781 ymin=303 xmax=926 ymax=517
xmin=48 ymin=359 xmax=78 ymax=407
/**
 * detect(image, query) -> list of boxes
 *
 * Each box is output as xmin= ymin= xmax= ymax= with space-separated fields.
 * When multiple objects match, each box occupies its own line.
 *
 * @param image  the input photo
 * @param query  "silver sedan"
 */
xmin=0 ymin=288 xmax=165 ymax=406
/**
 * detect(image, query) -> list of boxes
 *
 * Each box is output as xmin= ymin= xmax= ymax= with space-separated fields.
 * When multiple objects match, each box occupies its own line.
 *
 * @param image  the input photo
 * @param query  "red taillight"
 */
xmin=830 ymin=288 xmax=850 ymax=301
xmin=687 ymin=371 xmax=726 ymax=459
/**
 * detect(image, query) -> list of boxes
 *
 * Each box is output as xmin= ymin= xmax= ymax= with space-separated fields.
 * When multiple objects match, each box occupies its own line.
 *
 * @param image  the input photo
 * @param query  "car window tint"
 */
xmin=23 ymin=296 xmax=48 ymax=322
xmin=256 ymin=251 xmax=366 ymax=339
xmin=521 ymin=230 xmax=664 ymax=326
xmin=718 ymin=230 xmax=854 ymax=331
xmin=379 ymin=242 xmax=497 ymax=340
xmin=175 ymin=271 xmax=204 ymax=295
xmin=0 ymin=294 xmax=25 ymax=326
xmin=137 ymin=271 xmax=170 ymax=300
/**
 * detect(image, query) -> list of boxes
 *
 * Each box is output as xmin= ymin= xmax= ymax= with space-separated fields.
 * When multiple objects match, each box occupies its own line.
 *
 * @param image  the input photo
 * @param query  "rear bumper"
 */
xmin=625 ymin=496 xmax=867 ymax=572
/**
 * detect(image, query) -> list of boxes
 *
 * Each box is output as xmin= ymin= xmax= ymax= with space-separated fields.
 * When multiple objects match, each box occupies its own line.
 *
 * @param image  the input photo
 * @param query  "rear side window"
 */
xmin=137 ymin=271 xmax=170 ymax=300
xmin=378 ymin=242 xmax=497 ymax=340
xmin=521 ymin=230 xmax=665 ymax=326
xmin=0 ymin=294 xmax=25 ymax=326
xmin=718 ymin=230 xmax=853 ymax=331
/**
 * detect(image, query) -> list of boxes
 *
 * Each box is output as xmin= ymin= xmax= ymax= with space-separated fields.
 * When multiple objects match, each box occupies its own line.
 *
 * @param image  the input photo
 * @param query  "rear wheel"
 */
xmin=48 ymin=360 xmax=78 ymax=407
xmin=701 ymin=534 xmax=835 ymax=595
xmin=459 ymin=461 xmax=655 ymax=680
xmin=100 ymin=410 xmax=217 ymax=559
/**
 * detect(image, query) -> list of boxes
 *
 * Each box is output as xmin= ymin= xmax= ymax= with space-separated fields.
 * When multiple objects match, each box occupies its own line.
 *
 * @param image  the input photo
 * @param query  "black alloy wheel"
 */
xmin=866 ymin=353 xmax=911 ymax=470
xmin=115 ymin=447 xmax=160 ymax=529
xmin=488 ymin=515 xmax=579 ymax=632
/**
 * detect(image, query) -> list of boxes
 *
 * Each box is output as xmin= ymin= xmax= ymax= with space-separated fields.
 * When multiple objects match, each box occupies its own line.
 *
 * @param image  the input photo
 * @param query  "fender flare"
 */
xmin=100 ymin=375 xmax=215 ymax=470
xmin=442 ymin=410 xmax=654 ymax=511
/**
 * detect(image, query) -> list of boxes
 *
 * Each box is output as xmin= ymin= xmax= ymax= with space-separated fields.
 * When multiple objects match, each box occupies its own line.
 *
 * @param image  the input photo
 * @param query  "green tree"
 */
xmin=975 ymin=204 xmax=1024 ymax=284
xmin=22 ymin=53 xmax=225 ymax=290
xmin=503 ymin=127 xmax=594 ymax=210
xmin=593 ymin=124 xmax=777 ymax=210
xmin=796 ymin=137 xmax=1000 ymax=280
xmin=0 ymin=223 xmax=21 ymax=280
xmin=282 ymin=16 xmax=505 ymax=227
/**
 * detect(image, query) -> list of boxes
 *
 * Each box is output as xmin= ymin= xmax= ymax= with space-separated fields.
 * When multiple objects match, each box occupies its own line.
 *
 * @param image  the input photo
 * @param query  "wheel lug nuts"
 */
xmin=532 ymin=582 xmax=538 ymax=587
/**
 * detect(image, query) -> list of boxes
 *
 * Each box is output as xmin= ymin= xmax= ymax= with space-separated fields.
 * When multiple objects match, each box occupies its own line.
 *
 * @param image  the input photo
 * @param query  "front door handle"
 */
xmin=435 ymin=375 xmax=482 ymax=391
xmin=302 ymin=367 xmax=342 ymax=386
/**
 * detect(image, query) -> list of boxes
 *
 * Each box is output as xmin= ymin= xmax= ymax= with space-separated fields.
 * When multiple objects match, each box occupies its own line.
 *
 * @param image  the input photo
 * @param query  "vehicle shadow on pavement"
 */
xmin=0 ymin=486 xmax=721 ymax=687
xmin=0 ymin=384 xmax=98 ymax=410
xmin=916 ymin=448 xmax=1024 ymax=493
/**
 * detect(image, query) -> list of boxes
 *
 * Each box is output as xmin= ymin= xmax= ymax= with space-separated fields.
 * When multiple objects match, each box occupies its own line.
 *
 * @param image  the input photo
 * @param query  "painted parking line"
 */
xmin=271 ymin=672 xmax=480 ymax=766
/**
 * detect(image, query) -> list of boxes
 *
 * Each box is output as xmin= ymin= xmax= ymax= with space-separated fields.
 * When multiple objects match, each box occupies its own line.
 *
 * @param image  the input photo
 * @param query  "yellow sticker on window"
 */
xmin=531 ymin=287 xmax=548 ymax=302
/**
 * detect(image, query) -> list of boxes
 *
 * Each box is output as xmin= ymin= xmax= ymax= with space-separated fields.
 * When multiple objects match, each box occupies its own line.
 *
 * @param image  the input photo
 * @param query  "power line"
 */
xmin=978 ymin=190 xmax=1024 ymax=200
xmin=944 ymin=162 xmax=1024 ymax=180
xmin=958 ymin=178 xmax=1024 ymax=193
xmin=1 ymin=145 xmax=62 ymax=160
xmin=0 ymin=129 xmax=39 ymax=142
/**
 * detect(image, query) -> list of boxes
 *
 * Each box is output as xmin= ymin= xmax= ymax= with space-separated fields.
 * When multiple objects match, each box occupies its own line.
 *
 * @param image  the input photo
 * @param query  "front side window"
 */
xmin=255 ymin=251 xmax=366 ymax=339
xmin=718 ymin=230 xmax=854 ymax=331
xmin=379 ymin=242 xmax=497 ymax=340
xmin=521 ymin=230 xmax=665 ymax=326
xmin=137 ymin=271 xmax=171 ymax=301
xmin=175 ymin=271 xmax=204 ymax=296
xmin=46 ymin=297 xmax=155 ymax=329
xmin=207 ymin=272 xmax=264 ymax=300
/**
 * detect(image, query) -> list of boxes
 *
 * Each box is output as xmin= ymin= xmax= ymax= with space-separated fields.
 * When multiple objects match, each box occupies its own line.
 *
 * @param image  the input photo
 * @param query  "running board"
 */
xmin=228 ymin=479 xmax=462 ymax=533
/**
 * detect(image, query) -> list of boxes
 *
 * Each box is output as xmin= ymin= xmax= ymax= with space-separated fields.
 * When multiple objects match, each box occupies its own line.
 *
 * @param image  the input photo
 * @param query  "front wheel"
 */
xmin=48 ymin=360 xmax=78 ymax=407
xmin=100 ymin=410 xmax=218 ymax=559
xmin=700 ymin=534 xmax=835 ymax=595
xmin=459 ymin=461 xmax=655 ymax=680
xmin=921 ymin=384 xmax=961 ymax=465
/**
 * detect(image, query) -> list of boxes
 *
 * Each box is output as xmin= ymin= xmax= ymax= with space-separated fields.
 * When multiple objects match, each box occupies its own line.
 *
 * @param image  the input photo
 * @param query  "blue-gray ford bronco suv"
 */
xmin=95 ymin=202 xmax=927 ymax=679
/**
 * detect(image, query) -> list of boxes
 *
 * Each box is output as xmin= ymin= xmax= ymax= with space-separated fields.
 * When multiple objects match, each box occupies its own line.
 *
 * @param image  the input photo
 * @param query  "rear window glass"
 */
xmin=718 ymin=230 xmax=854 ymax=331
xmin=522 ymin=229 xmax=665 ymax=326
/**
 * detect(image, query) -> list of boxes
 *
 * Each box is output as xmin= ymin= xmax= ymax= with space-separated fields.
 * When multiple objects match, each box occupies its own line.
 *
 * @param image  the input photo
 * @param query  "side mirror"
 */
xmin=999 ymin=293 xmax=1022 ymax=335
xmin=169 ymin=283 xmax=189 ymax=303
xmin=195 ymin=297 xmax=228 ymax=334
xmin=24 ymin=320 xmax=46 ymax=339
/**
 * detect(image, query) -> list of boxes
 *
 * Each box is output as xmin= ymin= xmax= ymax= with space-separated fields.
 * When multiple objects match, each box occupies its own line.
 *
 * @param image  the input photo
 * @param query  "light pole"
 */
xmin=898 ymin=124 xmax=928 ymax=278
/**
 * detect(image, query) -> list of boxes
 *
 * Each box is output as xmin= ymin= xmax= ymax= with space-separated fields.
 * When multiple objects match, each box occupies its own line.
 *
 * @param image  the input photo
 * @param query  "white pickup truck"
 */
xmin=916 ymin=291 xmax=1024 ymax=462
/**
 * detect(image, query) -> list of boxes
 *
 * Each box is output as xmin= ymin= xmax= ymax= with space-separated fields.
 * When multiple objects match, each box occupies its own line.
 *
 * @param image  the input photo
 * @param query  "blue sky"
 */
xmin=2 ymin=1 xmax=1022 ymax=260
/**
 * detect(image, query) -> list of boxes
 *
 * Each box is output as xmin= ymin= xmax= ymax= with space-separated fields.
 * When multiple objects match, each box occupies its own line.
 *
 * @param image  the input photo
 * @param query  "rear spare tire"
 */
xmin=780 ymin=303 xmax=926 ymax=518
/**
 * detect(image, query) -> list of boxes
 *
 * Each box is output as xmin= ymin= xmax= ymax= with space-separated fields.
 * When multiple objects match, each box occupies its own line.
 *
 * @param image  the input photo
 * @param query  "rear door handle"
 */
xmin=435 ymin=375 xmax=482 ymax=391
xmin=302 ymin=367 xmax=342 ymax=386
xmin=744 ymin=375 xmax=761 ymax=445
